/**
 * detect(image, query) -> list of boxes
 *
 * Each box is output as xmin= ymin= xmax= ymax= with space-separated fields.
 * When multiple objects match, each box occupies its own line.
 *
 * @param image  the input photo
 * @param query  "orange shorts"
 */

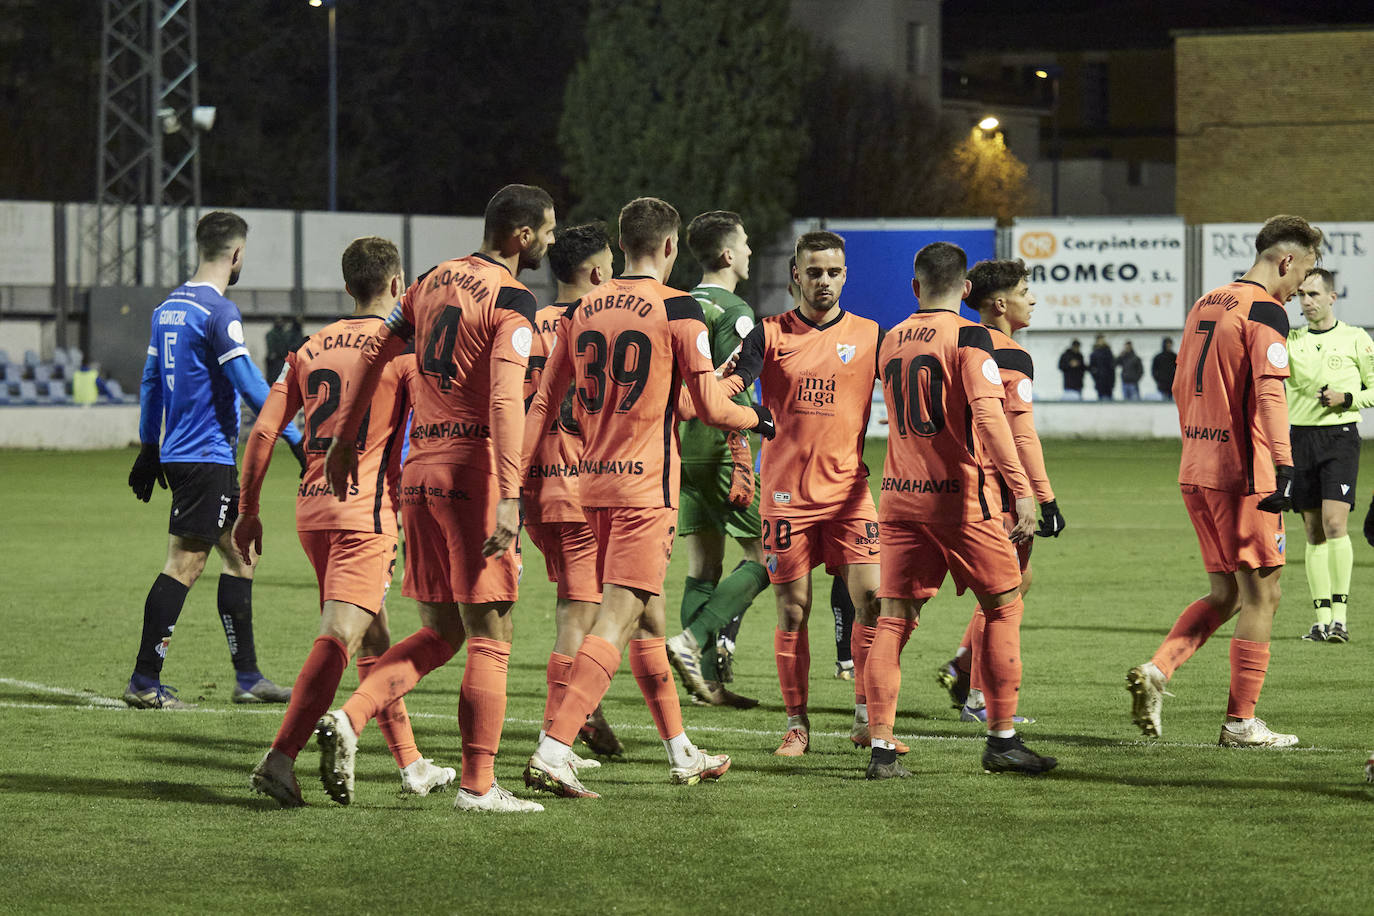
xmin=398 ymin=463 xmax=520 ymax=605
xmin=760 ymin=514 xmax=880 ymax=584
xmin=1181 ymin=484 xmax=1286 ymax=572
xmin=878 ymin=516 xmax=1022 ymax=600
xmin=525 ymin=520 xmax=602 ymax=603
xmin=297 ymin=529 xmax=397 ymax=614
xmin=1002 ymin=511 xmax=1033 ymax=573
xmin=583 ymin=506 xmax=677 ymax=595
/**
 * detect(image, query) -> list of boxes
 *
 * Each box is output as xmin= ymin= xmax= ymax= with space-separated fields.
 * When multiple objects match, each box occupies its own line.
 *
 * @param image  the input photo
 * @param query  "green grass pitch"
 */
xmin=1 ymin=440 xmax=1371 ymax=914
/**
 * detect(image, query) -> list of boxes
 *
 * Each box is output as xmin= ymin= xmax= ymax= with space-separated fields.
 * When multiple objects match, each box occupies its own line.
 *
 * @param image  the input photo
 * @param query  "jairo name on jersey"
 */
xmin=796 ymin=376 xmax=836 ymax=405
xmin=882 ymin=477 xmax=962 ymax=494
xmin=427 ymin=268 xmax=491 ymax=304
xmin=305 ymin=332 xmax=375 ymax=358
xmin=299 ymin=481 xmax=358 ymax=497
xmin=528 ymin=463 xmax=579 ymax=479
xmin=578 ymin=459 xmax=645 ymax=475
xmin=1183 ymin=425 xmax=1230 ymax=442
xmin=410 ymin=421 xmax=491 ymax=440
xmin=894 ymin=325 xmax=937 ymax=344
xmin=581 ymin=292 xmax=654 ymax=319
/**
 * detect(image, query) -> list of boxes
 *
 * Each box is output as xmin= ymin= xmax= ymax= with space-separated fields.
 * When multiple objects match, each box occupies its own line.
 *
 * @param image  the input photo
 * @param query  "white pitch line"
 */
xmin=0 ymin=678 xmax=1351 ymax=754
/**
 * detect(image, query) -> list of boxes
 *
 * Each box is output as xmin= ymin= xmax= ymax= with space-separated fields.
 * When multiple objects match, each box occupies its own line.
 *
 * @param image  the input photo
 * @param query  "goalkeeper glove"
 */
xmin=290 ymin=440 xmax=309 ymax=478
xmin=1035 ymin=499 xmax=1065 ymax=537
xmin=1256 ymin=465 xmax=1293 ymax=514
xmin=128 ymin=442 xmax=166 ymax=502
xmin=749 ymin=404 xmax=776 ymax=440
xmin=726 ymin=431 xmax=755 ymax=507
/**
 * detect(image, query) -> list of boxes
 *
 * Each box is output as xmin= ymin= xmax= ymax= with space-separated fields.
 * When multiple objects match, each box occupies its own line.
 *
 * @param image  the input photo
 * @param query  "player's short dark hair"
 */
xmin=196 ymin=211 xmax=248 ymax=260
xmin=1255 ymin=215 xmax=1323 ymax=258
xmin=913 ymin=241 xmax=968 ymax=299
xmin=341 ymin=236 xmax=402 ymax=300
xmin=966 ymin=258 xmax=1028 ymax=310
xmin=483 ymin=184 xmax=554 ymax=244
xmin=547 ymin=222 xmax=611 ymax=284
xmin=619 ymin=197 xmax=681 ymax=258
xmin=686 ymin=211 xmax=743 ymax=271
xmin=1304 ymin=267 xmax=1336 ymax=292
xmin=795 ymin=230 xmax=845 ymax=262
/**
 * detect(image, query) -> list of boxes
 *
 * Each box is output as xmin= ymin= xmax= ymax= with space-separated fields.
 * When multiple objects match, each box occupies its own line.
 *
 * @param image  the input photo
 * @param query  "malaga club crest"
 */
xmin=836 ymin=343 xmax=856 ymax=364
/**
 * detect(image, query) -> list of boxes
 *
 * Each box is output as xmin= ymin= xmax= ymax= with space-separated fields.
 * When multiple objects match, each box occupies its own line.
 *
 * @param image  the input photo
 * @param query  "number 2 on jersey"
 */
xmin=306 ymin=368 xmax=370 ymax=453
xmin=883 ymin=356 xmax=945 ymax=437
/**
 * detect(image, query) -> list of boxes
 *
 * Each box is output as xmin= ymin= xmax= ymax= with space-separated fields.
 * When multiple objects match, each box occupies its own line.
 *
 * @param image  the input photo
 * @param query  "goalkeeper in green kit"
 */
xmin=664 ymin=211 xmax=769 ymax=708
xmin=1286 ymin=268 xmax=1374 ymax=643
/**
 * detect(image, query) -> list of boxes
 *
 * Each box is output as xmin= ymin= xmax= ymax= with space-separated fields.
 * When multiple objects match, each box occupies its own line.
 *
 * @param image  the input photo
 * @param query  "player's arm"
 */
xmin=326 ymin=305 xmax=411 ymax=499
xmin=222 ymin=355 xmax=306 ymax=459
xmin=129 ymin=340 xmax=166 ymax=502
xmin=1337 ymin=328 xmax=1374 ymax=410
xmin=484 ymin=296 xmax=535 ymax=557
xmin=1247 ymin=300 xmax=1295 ymax=511
xmin=523 ymin=308 xmax=575 ymax=470
xmin=672 ymin=305 xmax=772 ymax=437
xmin=233 ymin=359 xmax=306 ymax=563
xmin=962 ymin=327 xmax=1033 ymax=539
xmin=996 ymin=347 xmax=1061 ymax=534
xmin=718 ymin=322 xmax=766 ymax=397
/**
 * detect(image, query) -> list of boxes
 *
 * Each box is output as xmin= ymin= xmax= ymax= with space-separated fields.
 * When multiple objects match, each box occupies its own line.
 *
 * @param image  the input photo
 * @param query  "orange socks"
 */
xmin=342 ymin=626 xmax=455 ymax=736
xmin=851 ymin=624 xmax=876 ymax=705
xmin=956 ymin=613 xmax=977 ymax=676
xmin=458 ymin=637 xmax=510 ymax=795
xmin=357 ymin=655 xmax=420 ymax=769
xmin=543 ymin=652 xmax=574 ymax=735
xmin=979 ymin=598 xmax=1023 ymax=732
xmin=629 ymin=638 xmax=684 ymax=740
xmin=865 ymin=617 xmax=916 ymax=743
xmin=968 ymin=610 xmax=987 ymax=692
xmin=1227 ymin=638 xmax=1270 ymax=719
xmin=272 ymin=635 xmax=348 ymax=759
xmin=1151 ymin=598 xmax=1227 ymax=678
xmin=547 ymin=634 xmax=622 ymax=746
xmin=774 ymin=628 xmax=810 ymax=717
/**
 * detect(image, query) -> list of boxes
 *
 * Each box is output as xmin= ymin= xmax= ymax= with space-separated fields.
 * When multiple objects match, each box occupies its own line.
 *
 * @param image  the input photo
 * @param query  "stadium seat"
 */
xmin=67 ymin=347 xmax=83 ymax=366
xmin=2 ymin=364 xmax=20 ymax=384
xmin=23 ymin=349 xmax=40 ymax=368
xmin=0 ymin=385 xmax=9 ymax=406
xmin=0 ymin=348 xmax=9 ymax=367
xmin=17 ymin=380 xmax=38 ymax=404
xmin=47 ymin=382 xmax=71 ymax=404
xmin=105 ymin=378 xmax=127 ymax=402
xmin=32 ymin=364 xmax=52 ymax=384
xmin=49 ymin=362 xmax=68 ymax=381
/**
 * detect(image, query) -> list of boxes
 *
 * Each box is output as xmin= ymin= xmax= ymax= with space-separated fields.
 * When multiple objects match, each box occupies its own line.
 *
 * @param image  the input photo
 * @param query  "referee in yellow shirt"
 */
xmin=1286 ymin=268 xmax=1374 ymax=643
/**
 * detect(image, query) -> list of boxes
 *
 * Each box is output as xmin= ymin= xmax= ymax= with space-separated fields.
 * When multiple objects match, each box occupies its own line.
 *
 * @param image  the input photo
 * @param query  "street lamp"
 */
xmin=978 ymin=116 xmax=1000 ymax=132
xmin=1036 ymin=65 xmax=1063 ymax=216
xmin=309 ymin=0 xmax=338 ymax=211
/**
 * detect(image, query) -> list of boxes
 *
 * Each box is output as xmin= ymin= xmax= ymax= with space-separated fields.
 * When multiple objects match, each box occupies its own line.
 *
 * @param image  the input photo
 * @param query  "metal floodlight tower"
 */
xmin=94 ymin=0 xmax=202 ymax=288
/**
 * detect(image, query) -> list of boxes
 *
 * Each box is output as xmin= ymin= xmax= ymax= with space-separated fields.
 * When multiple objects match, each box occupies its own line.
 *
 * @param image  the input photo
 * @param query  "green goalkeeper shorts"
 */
xmin=678 ymin=459 xmax=762 ymax=539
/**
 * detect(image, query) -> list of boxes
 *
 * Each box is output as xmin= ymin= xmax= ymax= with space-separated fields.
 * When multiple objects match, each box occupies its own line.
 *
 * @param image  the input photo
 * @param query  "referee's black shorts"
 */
xmin=1291 ymin=424 xmax=1360 ymax=511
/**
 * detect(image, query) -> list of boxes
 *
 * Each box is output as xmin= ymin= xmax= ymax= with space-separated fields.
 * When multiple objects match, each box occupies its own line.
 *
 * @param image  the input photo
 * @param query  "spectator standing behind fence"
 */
xmin=1089 ymin=335 xmax=1115 ymax=400
xmin=266 ymin=318 xmax=291 ymax=384
xmin=1152 ymin=337 xmax=1176 ymax=400
xmin=1058 ymin=339 xmax=1085 ymax=400
xmin=1117 ymin=341 xmax=1144 ymax=400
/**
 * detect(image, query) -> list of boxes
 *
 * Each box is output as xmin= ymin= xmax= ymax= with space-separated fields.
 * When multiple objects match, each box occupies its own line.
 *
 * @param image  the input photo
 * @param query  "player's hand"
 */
xmin=1010 ymin=496 xmax=1037 ymax=543
xmin=1318 ymin=385 xmax=1353 ymax=409
xmin=716 ymin=344 xmax=742 ymax=380
xmin=128 ymin=443 xmax=166 ymax=502
xmin=231 ymin=513 xmax=262 ymax=565
xmin=726 ymin=431 xmax=755 ymax=507
xmin=324 ymin=440 xmax=358 ymax=501
xmin=483 ymin=497 xmax=521 ymax=557
xmin=290 ymin=440 xmax=309 ymax=478
xmin=749 ymin=404 xmax=776 ymax=440
xmin=1035 ymin=499 xmax=1066 ymax=537
xmin=1256 ymin=465 xmax=1294 ymax=514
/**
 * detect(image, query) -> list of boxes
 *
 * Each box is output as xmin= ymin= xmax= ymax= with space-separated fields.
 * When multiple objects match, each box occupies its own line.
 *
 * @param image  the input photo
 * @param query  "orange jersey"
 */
xmin=986 ymin=327 xmax=1054 ymax=505
xmin=878 ymin=309 xmax=1026 ymax=523
xmin=1174 ymin=280 xmax=1291 ymax=493
xmin=240 ymin=316 xmax=413 ymax=535
xmin=734 ymin=308 xmax=879 ymax=518
xmin=524 ymin=276 xmax=756 ymax=509
xmin=523 ymin=303 xmax=583 ymax=524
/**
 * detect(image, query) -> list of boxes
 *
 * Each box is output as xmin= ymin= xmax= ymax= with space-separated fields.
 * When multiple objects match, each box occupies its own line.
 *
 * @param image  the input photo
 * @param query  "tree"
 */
xmin=559 ymin=0 xmax=810 ymax=288
xmin=941 ymin=127 xmax=1034 ymax=225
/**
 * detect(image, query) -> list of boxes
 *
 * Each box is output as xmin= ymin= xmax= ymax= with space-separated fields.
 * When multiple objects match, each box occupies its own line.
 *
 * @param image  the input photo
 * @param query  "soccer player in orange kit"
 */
xmin=237 ymin=237 xmax=456 ymax=807
xmin=1126 ymin=215 xmax=1322 ymax=748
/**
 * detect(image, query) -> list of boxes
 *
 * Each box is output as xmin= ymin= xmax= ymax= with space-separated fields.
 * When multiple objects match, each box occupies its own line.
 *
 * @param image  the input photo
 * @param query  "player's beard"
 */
xmin=519 ymin=244 xmax=545 ymax=273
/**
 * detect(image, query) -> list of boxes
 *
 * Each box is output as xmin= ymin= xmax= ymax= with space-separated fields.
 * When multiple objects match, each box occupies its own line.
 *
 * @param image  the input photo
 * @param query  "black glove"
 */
xmin=128 ymin=443 xmax=166 ymax=502
xmin=290 ymin=440 xmax=308 ymax=478
xmin=1035 ymin=499 xmax=1066 ymax=537
xmin=1256 ymin=465 xmax=1293 ymax=514
xmin=1363 ymin=494 xmax=1374 ymax=548
xmin=750 ymin=404 xmax=776 ymax=440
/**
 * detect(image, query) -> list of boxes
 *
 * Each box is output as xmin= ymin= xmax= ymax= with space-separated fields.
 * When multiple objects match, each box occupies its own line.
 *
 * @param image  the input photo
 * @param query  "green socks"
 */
xmin=1328 ymin=535 xmax=1352 ymax=626
xmin=688 ymin=560 xmax=769 ymax=648
xmin=680 ymin=577 xmax=716 ymax=631
xmin=1306 ymin=541 xmax=1332 ymax=626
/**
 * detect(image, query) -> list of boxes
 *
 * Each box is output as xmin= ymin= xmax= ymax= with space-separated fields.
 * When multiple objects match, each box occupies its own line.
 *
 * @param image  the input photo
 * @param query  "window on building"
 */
xmin=906 ymin=22 xmax=928 ymax=76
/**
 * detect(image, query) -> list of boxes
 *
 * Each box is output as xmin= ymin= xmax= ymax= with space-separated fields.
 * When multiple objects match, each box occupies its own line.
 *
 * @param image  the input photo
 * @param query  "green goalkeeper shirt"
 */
xmin=679 ymin=284 xmax=756 ymax=465
xmin=1285 ymin=320 xmax=1374 ymax=426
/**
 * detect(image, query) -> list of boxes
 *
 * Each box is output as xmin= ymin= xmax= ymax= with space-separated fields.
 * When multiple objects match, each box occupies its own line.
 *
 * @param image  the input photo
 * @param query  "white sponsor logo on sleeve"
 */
xmin=734 ymin=315 xmax=755 ymax=338
xmin=982 ymin=358 xmax=1002 ymax=385
xmin=1267 ymin=342 xmax=1289 ymax=369
xmin=697 ymin=330 xmax=712 ymax=359
xmin=227 ymin=320 xmax=245 ymax=344
xmin=512 ymin=326 xmax=533 ymax=359
xmin=1017 ymin=378 xmax=1033 ymax=403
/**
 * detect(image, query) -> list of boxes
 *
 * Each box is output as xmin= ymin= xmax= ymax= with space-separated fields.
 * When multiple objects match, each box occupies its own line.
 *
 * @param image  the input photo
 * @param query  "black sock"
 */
xmin=133 ymin=574 xmax=190 ymax=682
xmin=217 ymin=574 xmax=258 ymax=676
xmin=720 ymin=612 xmax=744 ymax=647
xmin=987 ymin=734 xmax=1019 ymax=751
xmin=831 ymin=577 xmax=854 ymax=663
xmin=871 ymin=745 xmax=898 ymax=766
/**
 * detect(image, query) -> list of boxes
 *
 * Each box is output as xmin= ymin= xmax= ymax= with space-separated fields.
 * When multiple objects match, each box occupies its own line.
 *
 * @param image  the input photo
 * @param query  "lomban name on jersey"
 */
xmin=427 ymin=267 xmax=491 ymax=304
xmin=1183 ymin=425 xmax=1230 ymax=442
xmin=882 ymin=477 xmax=962 ymax=493
xmin=578 ymin=459 xmax=645 ymax=475
xmin=528 ymin=462 xmax=579 ymax=479
xmin=411 ymin=421 xmax=491 ymax=440
xmin=796 ymin=376 xmax=836 ymax=405
xmin=581 ymin=292 xmax=654 ymax=318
